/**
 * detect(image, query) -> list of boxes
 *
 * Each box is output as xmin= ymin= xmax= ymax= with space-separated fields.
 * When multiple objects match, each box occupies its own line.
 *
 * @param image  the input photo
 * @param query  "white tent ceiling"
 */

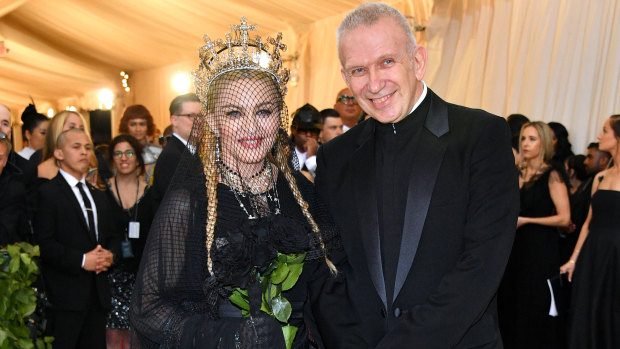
xmin=0 ymin=0 xmax=366 ymax=110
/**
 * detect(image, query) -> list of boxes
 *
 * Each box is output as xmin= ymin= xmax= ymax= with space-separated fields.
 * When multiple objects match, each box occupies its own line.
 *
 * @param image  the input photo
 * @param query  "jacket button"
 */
xmin=393 ymin=307 xmax=401 ymax=318
xmin=380 ymin=307 xmax=387 ymax=318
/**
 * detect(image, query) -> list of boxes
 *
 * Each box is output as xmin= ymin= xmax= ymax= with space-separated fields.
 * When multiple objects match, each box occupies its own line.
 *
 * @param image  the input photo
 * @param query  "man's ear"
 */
xmin=54 ymin=148 xmax=64 ymax=161
xmin=412 ymin=45 xmax=428 ymax=81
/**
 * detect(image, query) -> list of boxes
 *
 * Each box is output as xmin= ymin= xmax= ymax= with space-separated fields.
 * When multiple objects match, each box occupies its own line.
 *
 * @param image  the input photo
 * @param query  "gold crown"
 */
xmin=193 ymin=17 xmax=290 ymax=98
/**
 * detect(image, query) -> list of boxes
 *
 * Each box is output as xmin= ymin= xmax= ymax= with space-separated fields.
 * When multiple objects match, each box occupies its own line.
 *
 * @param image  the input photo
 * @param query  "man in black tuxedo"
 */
xmin=34 ymin=128 xmax=119 ymax=348
xmin=151 ymin=93 xmax=201 ymax=210
xmin=315 ymin=3 xmax=519 ymax=348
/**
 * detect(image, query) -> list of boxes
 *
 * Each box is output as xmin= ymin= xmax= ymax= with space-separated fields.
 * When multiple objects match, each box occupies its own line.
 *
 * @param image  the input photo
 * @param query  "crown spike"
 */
xmin=194 ymin=17 xmax=289 ymax=97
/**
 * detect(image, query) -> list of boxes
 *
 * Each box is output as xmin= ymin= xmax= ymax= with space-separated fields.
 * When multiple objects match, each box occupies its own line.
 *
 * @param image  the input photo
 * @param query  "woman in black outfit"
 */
xmin=105 ymin=134 xmax=153 ymax=348
xmin=499 ymin=121 xmax=571 ymax=348
xmin=560 ymin=114 xmax=620 ymax=349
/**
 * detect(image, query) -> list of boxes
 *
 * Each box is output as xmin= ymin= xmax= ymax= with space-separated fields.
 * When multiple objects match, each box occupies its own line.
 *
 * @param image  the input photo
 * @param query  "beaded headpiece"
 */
xmin=193 ymin=16 xmax=290 ymax=99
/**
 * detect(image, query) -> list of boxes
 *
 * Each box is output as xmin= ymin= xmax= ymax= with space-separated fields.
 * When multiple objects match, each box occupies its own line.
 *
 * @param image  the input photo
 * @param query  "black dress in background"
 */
xmin=568 ymin=190 xmax=620 ymax=349
xmin=499 ymin=168 xmax=563 ymax=348
xmin=105 ymin=185 xmax=154 ymax=329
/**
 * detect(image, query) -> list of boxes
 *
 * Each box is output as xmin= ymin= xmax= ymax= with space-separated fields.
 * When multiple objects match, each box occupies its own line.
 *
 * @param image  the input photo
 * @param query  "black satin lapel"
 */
xmin=56 ymin=175 xmax=95 ymax=244
xmin=392 ymin=130 xmax=446 ymax=302
xmin=351 ymin=131 xmax=388 ymax=309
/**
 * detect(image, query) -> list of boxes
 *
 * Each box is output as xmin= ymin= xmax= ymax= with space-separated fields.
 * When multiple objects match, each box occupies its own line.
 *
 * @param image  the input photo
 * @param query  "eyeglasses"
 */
xmin=337 ymin=95 xmax=357 ymax=105
xmin=175 ymin=113 xmax=201 ymax=119
xmin=113 ymin=150 xmax=136 ymax=158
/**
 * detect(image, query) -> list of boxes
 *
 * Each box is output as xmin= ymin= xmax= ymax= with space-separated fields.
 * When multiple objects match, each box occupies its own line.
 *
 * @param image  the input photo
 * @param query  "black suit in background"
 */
xmin=315 ymin=89 xmax=519 ymax=348
xmin=34 ymin=174 xmax=121 ymax=348
xmin=0 ymin=161 xmax=26 ymax=245
xmin=151 ymin=135 xmax=186 ymax=211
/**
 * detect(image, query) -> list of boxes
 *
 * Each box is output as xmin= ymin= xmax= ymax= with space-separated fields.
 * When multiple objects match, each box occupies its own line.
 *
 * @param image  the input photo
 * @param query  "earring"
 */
xmin=215 ymin=136 xmax=222 ymax=164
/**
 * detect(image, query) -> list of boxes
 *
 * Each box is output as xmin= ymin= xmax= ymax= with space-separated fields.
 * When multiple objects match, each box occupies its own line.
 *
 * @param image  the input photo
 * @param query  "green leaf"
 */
xmin=281 ymin=263 xmax=304 ymax=291
xmin=8 ymin=257 xmax=19 ymax=274
xmin=0 ymin=329 xmax=7 ymax=346
xmin=270 ymin=263 xmax=290 ymax=284
xmin=286 ymin=252 xmax=306 ymax=265
xmin=5 ymin=245 xmax=19 ymax=258
xmin=19 ymin=253 xmax=32 ymax=266
xmin=228 ymin=289 xmax=250 ymax=311
xmin=270 ymin=296 xmax=291 ymax=323
xmin=282 ymin=325 xmax=298 ymax=349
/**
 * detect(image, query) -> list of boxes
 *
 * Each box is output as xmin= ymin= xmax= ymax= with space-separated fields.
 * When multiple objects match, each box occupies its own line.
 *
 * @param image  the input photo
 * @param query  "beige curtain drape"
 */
xmin=424 ymin=0 xmax=619 ymax=152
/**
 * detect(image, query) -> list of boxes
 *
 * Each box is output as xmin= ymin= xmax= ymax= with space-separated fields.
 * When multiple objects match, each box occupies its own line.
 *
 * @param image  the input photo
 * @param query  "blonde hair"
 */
xmin=519 ymin=121 xmax=555 ymax=165
xmin=43 ymin=111 xmax=89 ymax=161
xmin=200 ymin=71 xmax=335 ymax=275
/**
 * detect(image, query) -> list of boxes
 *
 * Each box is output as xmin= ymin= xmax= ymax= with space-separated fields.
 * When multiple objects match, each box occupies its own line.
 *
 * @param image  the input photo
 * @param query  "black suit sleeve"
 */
xmin=151 ymin=147 xmax=179 ymax=210
xmin=34 ymin=184 xmax=85 ymax=274
xmin=0 ymin=179 xmax=26 ymax=246
xmin=93 ymin=189 xmax=122 ymax=262
xmin=376 ymin=117 xmax=519 ymax=348
xmin=294 ymin=173 xmax=370 ymax=349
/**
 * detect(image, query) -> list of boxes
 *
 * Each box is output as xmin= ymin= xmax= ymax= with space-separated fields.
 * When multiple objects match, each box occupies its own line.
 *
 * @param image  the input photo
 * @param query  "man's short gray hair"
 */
xmin=337 ymin=2 xmax=417 ymax=64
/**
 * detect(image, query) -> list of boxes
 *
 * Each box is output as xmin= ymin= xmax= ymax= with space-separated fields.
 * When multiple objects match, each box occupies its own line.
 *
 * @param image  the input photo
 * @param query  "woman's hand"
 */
xmin=517 ymin=216 xmax=528 ymax=229
xmin=560 ymin=260 xmax=576 ymax=282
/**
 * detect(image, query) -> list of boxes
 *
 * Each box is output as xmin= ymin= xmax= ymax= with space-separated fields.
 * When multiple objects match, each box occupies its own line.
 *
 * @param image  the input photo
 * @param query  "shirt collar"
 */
xmin=59 ymin=167 xmax=85 ymax=187
xmin=172 ymin=132 xmax=189 ymax=146
xmin=408 ymin=81 xmax=428 ymax=116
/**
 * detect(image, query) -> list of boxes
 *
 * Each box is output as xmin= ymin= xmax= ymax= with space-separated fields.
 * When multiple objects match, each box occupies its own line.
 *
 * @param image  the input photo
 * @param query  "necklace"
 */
xmin=219 ymin=160 xmax=281 ymax=219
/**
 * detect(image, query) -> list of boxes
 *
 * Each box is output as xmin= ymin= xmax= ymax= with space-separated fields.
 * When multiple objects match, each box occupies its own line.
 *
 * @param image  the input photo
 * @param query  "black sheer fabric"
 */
xmin=130 ymin=65 xmax=339 ymax=347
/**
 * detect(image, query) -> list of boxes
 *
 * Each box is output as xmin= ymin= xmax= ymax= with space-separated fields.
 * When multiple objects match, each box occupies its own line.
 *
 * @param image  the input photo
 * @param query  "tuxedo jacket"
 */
xmin=151 ymin=135 xmax=186 ymax=211
xmin=315 ymin=89 xmax=519 ymax=348
xmin=34 ymin=174 xmax=121 ymax=311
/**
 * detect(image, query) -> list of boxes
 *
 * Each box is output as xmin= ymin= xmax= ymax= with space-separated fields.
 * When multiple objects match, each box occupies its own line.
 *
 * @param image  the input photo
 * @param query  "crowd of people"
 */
xmin=0 ymin=2 xmax=618 ymax=349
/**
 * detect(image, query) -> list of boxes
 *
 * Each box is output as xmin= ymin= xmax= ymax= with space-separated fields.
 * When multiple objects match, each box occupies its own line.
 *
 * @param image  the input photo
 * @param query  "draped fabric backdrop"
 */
xmin=1 ymin=0 xmax=618 ymax=153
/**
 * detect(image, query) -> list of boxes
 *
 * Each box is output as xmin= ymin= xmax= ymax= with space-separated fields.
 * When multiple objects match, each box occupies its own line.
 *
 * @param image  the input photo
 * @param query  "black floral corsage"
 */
xmin=210 ymin=215 xmax=310 ymax=349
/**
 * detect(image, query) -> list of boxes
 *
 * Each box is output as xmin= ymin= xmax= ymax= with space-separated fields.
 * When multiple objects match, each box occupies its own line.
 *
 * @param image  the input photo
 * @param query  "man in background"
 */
xmin=290 ymin=103 xmax=321 ymax=177
xmin=319 ymin=108 xmax=344 ymax=144
xmin=584 ymin=142 xmax=611 ymax=176
xmin=334 ymin=87 xmax=363 ymax=132
xmin=151 ymin=93 xmax=201 ymax=210
xmin=35 ymin=128 xmax=120 ymax=348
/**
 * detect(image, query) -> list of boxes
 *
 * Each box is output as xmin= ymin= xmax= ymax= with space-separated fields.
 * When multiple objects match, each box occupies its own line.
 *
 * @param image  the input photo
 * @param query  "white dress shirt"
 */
xmin=59 ymin=168 xmax=99 ymax=240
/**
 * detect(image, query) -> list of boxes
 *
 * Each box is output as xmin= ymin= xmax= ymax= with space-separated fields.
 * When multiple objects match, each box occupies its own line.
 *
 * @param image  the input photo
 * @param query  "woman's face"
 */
xmin=62 ymin=113 xmax=84 ymax=132
xmin=212 ymin=78 xmax=280 ymax=176
xmin=113 ymin=141 xmax=138 ymax=175
xmin=520 ymin=126 xmax=542 ymax=161
xmin=127 ymin=118 xmax=148 ymax=142
xmin=597 ymin=118 xmax=618 ymax=153
xmin=26 ymin=120 xmax=49 ymax=151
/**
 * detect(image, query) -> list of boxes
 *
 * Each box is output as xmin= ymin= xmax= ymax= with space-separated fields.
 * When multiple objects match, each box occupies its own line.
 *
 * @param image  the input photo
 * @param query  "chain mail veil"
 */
xmin=130 ymin=18 xmax=339 ymax=349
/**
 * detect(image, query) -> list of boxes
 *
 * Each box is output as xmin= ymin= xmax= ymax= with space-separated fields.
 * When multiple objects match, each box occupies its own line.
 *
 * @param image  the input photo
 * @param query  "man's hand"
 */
xmin=83 ymin=245 xmax=114 ymax=273
xmin=305 ymin=138 xmax=319 ymax=158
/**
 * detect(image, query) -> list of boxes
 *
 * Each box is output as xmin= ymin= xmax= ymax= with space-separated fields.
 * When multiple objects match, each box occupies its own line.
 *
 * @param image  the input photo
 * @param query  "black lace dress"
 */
xmin=130 ymin=170 xmax=338 ymax=348
xmin=498 ymin=168 xmax=562 ymax=348
xmin=568 ymin=189 xmax=620 ymax=349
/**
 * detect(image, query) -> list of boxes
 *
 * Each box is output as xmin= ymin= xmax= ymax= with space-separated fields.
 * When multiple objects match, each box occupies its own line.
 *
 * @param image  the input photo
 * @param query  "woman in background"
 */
xmin=498 ymin=121 xmax=571 ymax=348
xmin=105 ymin=134 xmax=153 ymax=349
xmin=18 ymin=104 xmax=49 ymax=160
xmin=118 ymin=105 xmax=161 ymax=180
xmin=560 ymin=114 xmax=620 ymax=349
xmin=37 ymin=110 xmax=87 ymax=179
